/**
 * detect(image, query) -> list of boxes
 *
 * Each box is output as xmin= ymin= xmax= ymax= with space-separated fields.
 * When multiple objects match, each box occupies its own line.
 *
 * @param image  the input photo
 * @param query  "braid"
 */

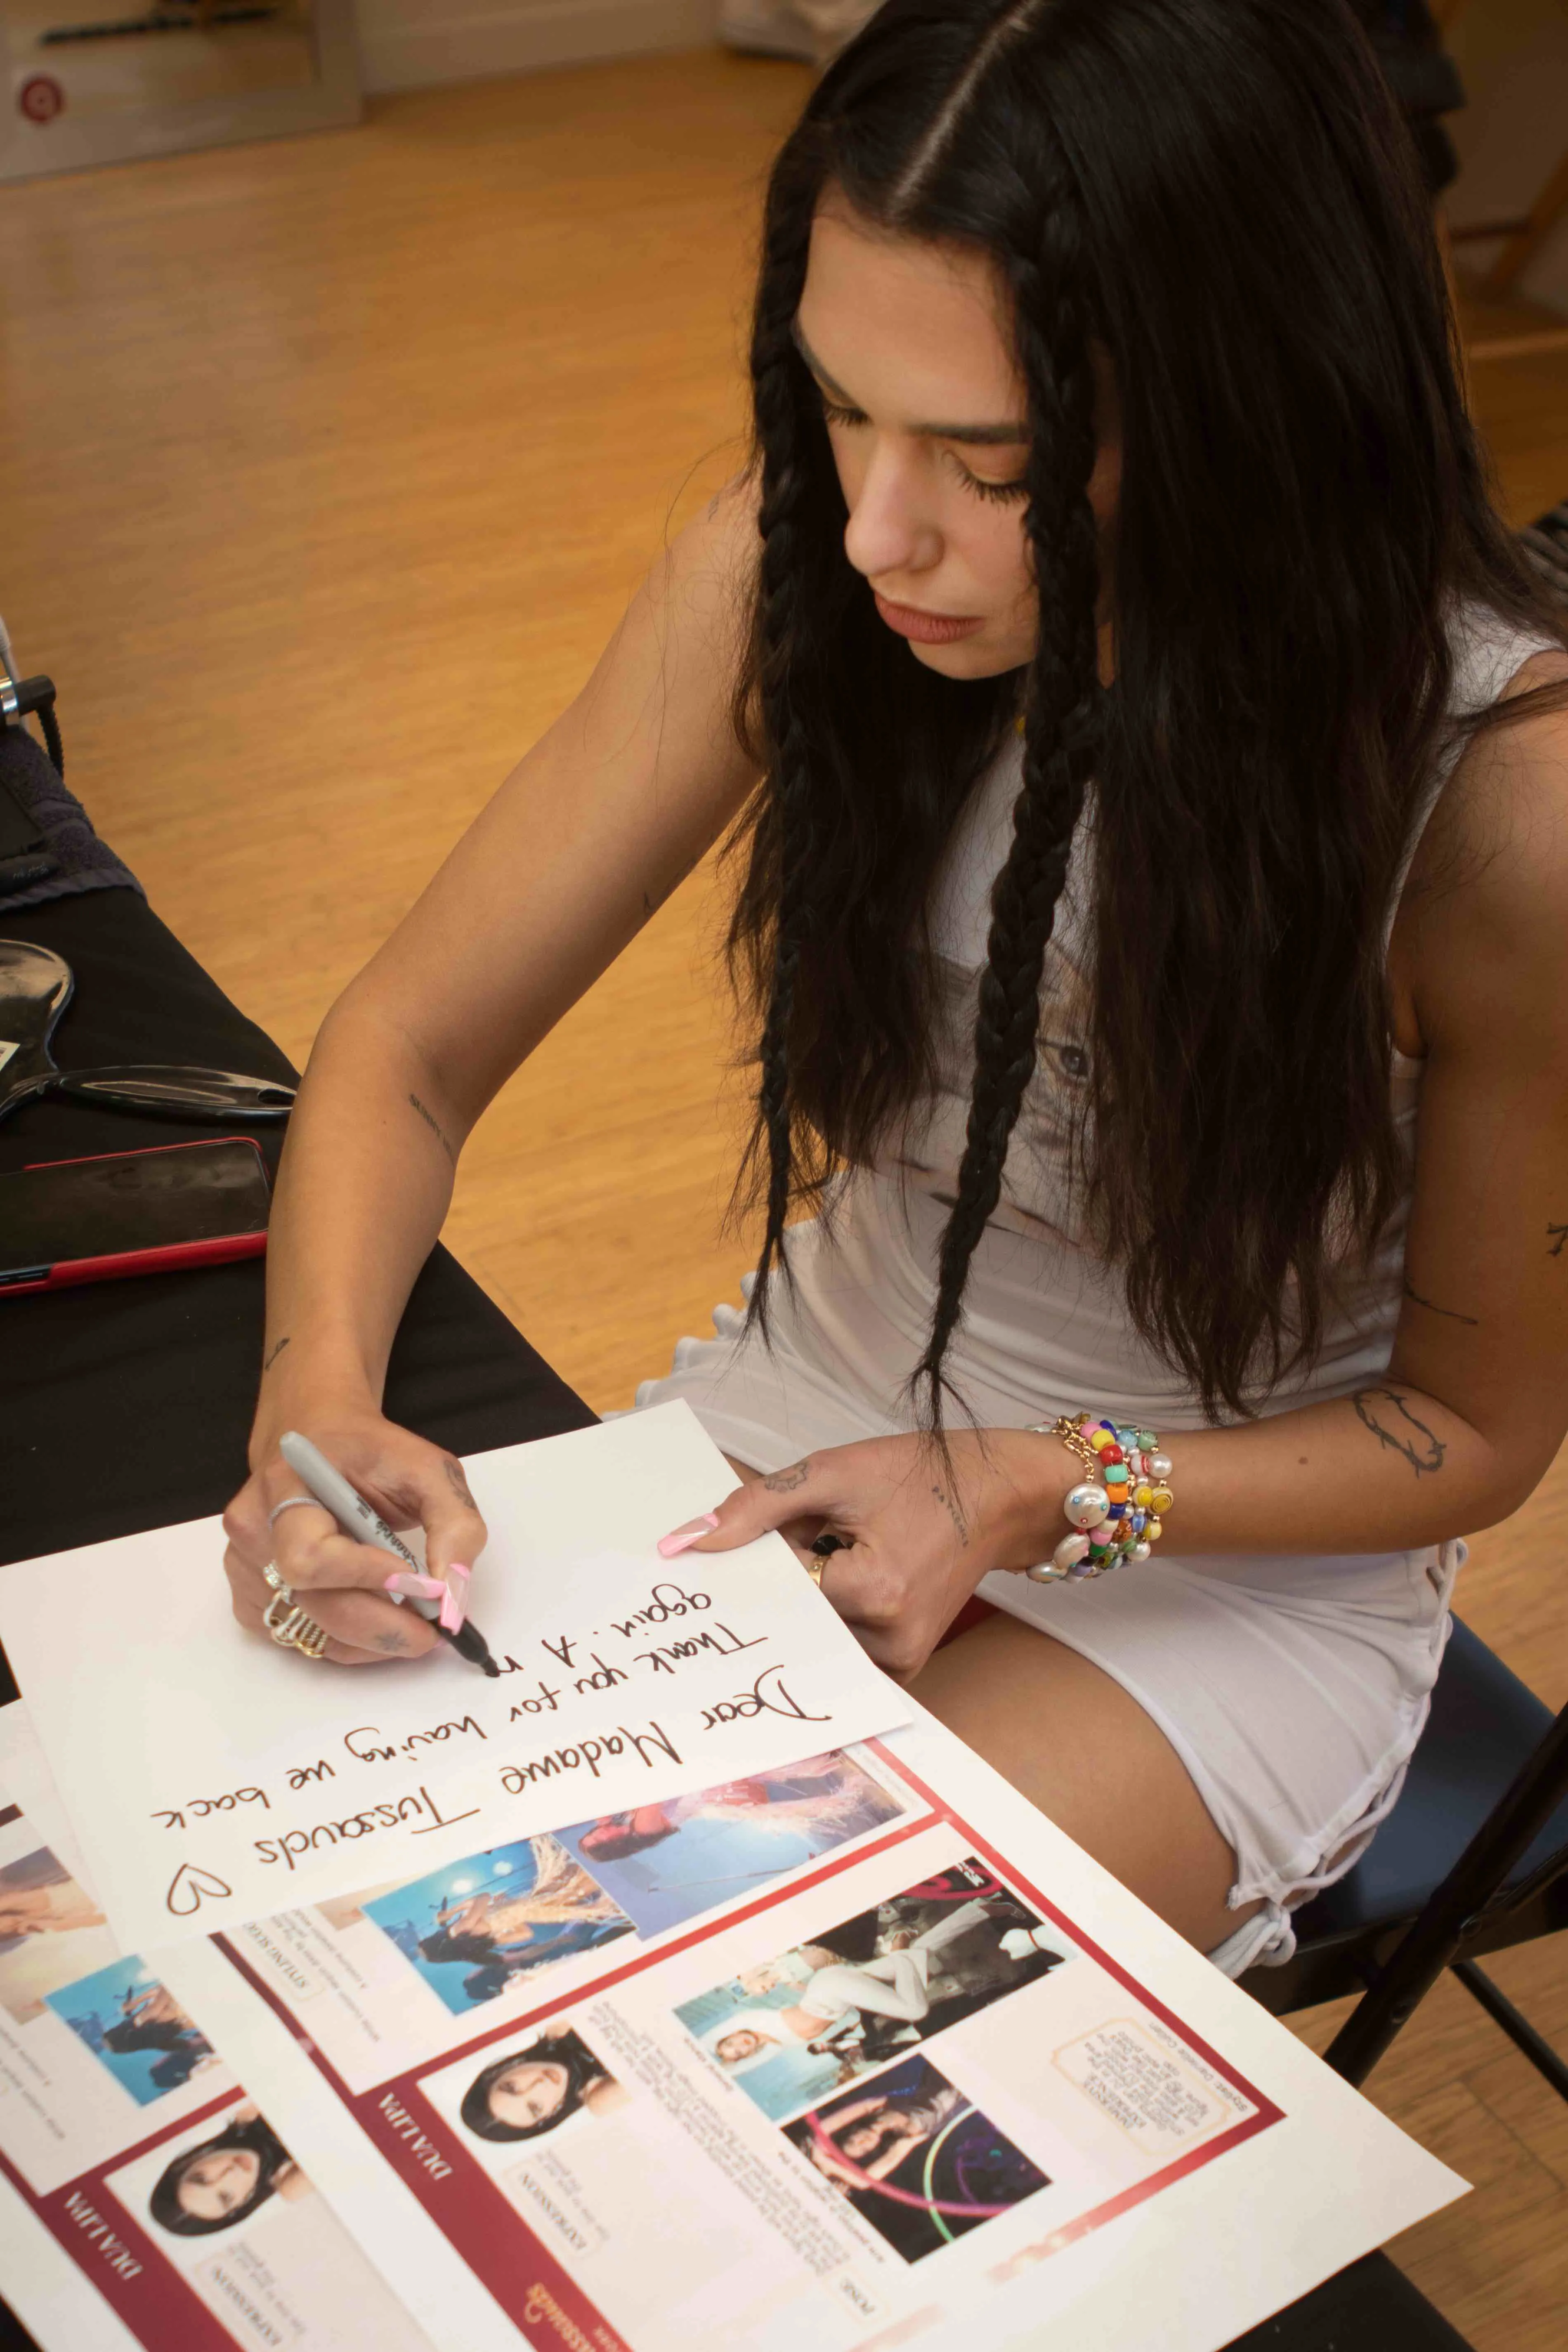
xmin=912 ymin=215 xmax=1102 ymax=1426
xmin=743 ymin=191 xmax=822 ymax=1331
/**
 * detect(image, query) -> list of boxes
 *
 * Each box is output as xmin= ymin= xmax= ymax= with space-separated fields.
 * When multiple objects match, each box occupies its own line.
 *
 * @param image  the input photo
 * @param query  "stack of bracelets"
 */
xmin=1023 ymin=1413 xmax=1175 ymax=1584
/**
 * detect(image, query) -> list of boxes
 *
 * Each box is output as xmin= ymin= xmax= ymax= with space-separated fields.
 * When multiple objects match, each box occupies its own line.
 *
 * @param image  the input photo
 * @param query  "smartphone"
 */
xmin=0 ymin=1136 xmax=272 ymax=1296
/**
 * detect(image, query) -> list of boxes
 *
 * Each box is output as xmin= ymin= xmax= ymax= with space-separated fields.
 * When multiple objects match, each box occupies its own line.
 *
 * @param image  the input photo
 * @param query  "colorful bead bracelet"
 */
xmin=1023 ymin=1412 xmax=1174 ymax=1583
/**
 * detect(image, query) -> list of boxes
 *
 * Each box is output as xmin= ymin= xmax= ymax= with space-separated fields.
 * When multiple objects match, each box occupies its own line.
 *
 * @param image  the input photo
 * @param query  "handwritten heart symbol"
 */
xmin=166 ymin=1862 xmax=234 ymax=1917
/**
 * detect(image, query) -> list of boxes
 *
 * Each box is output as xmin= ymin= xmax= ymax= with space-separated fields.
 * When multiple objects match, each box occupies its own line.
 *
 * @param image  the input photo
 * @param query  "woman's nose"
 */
xmin=842 ymin=442 xmax=942 ymax=586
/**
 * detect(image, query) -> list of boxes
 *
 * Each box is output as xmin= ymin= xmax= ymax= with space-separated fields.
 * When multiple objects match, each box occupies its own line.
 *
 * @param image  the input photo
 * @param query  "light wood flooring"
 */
xmin=1 ymin=50 xmax=1564 ymax=2349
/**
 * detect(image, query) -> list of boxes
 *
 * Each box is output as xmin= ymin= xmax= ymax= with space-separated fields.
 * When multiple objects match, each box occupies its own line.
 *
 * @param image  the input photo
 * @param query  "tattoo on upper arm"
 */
xmin=1351 ymin=1386 xmax=1446 ymax=1476
xmin=1549 ymin=1224 xmax=1568 ymax=1259
xmin=408 ymin=1093 xmax=457 ymax=1166
xmin=764 ymin=1462 xmax=811 ymax=1494
xmin=442 ymin=1456 xmax=477 ymax=1511
xmin=262 ymin=1335 xmax=292 ymax=1373
xmin=931 ymin=1483 xmax=970 ymax=1545
xmin=1403 ymin=1282 xmax=1478 ymax=1327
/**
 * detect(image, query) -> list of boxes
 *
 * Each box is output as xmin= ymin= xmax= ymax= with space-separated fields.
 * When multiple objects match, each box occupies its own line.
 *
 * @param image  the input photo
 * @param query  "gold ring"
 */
xmin=261 ymin=1561 xmax=292 ymax=1601
xmin=803 ymin=1555 xmax=826 ymax=1588
xmin=263 ymin=1589 xmax=329 ymax=1658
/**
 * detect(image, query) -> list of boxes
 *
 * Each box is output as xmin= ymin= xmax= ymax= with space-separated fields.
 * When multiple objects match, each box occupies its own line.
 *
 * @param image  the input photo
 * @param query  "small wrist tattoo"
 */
xmin=262 ymin=1335 xmax=292 ymax=1374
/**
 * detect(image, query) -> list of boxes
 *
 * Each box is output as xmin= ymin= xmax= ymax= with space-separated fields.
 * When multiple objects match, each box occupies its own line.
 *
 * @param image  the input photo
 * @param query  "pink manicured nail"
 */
xmin=439 ymin=1579 xmax=467 ymax=1634
xmin=446 ymin=1563 xmax=471 ymax=1592
xmin=657 ymin=1512 xmax=720 ymax=1558
xmin=384 ymin=1572 xmax=446 ymax=1600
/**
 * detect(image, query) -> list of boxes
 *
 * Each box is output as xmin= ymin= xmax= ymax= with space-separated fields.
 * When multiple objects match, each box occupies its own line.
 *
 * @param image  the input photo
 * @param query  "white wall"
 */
xmin=354 ymin=0 xmax=720 ymax=96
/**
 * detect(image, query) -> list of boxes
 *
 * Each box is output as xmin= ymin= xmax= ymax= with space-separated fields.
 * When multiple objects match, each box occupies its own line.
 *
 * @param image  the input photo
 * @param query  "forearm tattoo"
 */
xmin=1403 ymin=1282 xmax=1478 ymax=1327
xmin=262 ymin=1334 xmax=292 ymax=1373
xmin=1351 ymin=1386 xmax=1446 ymax=1476
xmin=1549 ymin=1223 xmax=1568 ymax=1259
xmin=408 ymin=1092 xmax=457 ymax=1166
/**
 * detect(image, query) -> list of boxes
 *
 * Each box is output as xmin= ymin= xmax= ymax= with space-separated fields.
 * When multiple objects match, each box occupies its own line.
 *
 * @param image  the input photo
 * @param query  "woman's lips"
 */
xmin=873 ymin=592 xmax=985 ymax=645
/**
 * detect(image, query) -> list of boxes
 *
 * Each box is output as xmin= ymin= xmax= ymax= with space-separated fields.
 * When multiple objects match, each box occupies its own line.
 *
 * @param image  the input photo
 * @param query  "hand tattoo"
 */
xmin=931 ymin=1483 xmax=969 ymax=1544
xmin=764 ymin=1461 xmax=811 ymax=1494
xmin=373 ymin=1631 xmax=410 ymax=1656
xmin=408 ymin=1092 xmax=456 ymax=1166
xmin=442 ymin=1456 xmax=477 ymax=1511
xmin=1352 ymin=1386 xmax=1446 ymax=1476
xmin=1403 ymin=1283 xmax=1478 ymax=1327
xmin=1549 ymin=1224 xmax=1568 ymax=1259
xmin=262 ymin=1334 xmax=292 ymax=1372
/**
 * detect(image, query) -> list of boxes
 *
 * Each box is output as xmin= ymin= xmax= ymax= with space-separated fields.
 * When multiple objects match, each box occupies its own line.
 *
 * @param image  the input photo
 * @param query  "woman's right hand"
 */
xmin=222 ymin=1405 xmax=490 ymax=1666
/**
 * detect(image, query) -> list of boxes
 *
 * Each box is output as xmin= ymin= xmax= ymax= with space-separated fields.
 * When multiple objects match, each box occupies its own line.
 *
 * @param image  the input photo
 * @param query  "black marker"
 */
xmin=279 ymin=1431 xmax=501 ymax=1677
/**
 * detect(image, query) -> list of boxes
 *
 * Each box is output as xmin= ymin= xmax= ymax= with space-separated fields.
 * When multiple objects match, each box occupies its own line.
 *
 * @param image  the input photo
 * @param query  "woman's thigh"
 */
xmin=910 ymin=1613 xmax=1259 ymax=1953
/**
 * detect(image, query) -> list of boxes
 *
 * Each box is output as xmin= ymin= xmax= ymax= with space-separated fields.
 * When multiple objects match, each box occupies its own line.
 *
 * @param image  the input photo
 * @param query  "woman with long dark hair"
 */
xmin=222 ymin=0 xmax=1568 ymax=1974
xmin=148 ymin=2106 xmax=304 ymax=2236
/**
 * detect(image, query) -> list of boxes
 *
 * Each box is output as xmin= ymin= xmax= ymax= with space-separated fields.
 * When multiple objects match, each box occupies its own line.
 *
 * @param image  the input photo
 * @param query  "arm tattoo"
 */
xmin=1351 ymin=1386 xmax=1446 ymax=1476
xmin=931 ymin=1483 xmax=969 ymax=1545
xmin=262 ymin=1334 xmax=292 ymax=1373
xmin=408 ymin=1093 xmax=457 ymax=1166
xmin=442 ymin=1456 xmax=477 ymax=1511
xmin=1549 ymin=1224 xmax=1568 ymax=1259
xmin=1403 ymin=1282 xmax=1478 ymax=1328
xmin=763 ymin=1461 xmax=811 ymax=1494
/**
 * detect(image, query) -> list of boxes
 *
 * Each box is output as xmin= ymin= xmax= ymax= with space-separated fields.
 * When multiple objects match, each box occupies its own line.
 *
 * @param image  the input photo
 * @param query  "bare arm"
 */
xmin=223 ymin=482 xmax=760 ymax=1660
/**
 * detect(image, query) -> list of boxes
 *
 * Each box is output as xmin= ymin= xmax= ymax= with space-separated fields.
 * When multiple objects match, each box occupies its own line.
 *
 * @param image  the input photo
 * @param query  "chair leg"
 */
xmin=1452 ymin=1961 xmax=1568 ymax=2104
xmin=1322 ymin=1703 xmax=1568 ymax=2088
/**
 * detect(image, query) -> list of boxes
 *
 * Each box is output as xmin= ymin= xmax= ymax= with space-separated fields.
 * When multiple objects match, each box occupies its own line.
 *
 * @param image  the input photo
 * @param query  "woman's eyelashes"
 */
xmin=817 ymin=397 xmax=1028 ymax=504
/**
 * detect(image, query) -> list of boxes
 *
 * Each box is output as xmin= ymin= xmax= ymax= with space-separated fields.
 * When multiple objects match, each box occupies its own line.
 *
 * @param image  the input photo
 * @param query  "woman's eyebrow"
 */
xmin=791 ymin=320 xmax=1028 ymax=446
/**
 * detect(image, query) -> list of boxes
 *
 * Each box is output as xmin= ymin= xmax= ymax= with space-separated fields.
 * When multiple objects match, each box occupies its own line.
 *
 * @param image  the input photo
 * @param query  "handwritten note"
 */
xmin=0 ymin=1403 xmax=907 ymax=1951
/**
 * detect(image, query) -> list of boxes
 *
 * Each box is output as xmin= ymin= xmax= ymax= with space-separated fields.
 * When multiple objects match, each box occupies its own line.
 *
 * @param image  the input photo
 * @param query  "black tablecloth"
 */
xmin=0 ymin=887 xmax=594 ymax=1618
xmin=0 ymin=885 xmax=1469 ymax=2352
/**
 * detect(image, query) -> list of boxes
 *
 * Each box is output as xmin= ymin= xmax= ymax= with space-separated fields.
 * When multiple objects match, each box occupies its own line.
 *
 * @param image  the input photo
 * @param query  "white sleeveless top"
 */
xmin=633 ymin=603 xmax=1559 ymax=1977
xmin=852 ymin=601 xmax=1561 ymax=1433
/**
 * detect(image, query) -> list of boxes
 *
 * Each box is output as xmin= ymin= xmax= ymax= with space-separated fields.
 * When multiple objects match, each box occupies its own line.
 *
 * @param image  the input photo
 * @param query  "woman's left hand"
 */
xmin=674 ymin=1432 xmax=1061 ymax=1679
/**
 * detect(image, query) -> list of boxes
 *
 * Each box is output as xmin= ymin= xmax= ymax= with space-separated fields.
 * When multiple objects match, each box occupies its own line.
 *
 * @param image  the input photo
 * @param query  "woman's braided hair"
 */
xmin=728 ymin=0 xmax=1566 ymax=1426
xmin=736 ymin=0 xmax=1103 ymax=1420
xmin=915 ymin=202 xmax=1102 ymax=1422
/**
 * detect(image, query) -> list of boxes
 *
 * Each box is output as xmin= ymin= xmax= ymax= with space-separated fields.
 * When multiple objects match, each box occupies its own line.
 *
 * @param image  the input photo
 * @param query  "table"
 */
xmin=0 ymin=883 xmax=1471 ymax=2352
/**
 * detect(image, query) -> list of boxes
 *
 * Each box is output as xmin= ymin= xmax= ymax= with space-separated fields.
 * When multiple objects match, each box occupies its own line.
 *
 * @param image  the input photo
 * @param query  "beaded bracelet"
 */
xmin=1023 ymin=1411 xmax=1174 ymax=1583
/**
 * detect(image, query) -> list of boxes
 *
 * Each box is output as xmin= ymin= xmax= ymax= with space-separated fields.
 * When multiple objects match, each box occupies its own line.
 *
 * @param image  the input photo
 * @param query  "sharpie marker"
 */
xmin=279 ymin=1431 xmax=501 ymax=1678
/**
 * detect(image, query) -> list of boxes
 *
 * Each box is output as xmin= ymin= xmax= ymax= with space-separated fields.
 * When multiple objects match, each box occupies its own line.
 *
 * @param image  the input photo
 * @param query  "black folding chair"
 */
xmin=1244 ymin=1618 xmax=1568 ymax=2095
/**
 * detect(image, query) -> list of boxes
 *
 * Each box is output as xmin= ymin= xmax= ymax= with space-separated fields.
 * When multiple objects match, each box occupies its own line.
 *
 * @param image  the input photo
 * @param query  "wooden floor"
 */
xmin=2 ymin=51 xmax=1565 ymax=2349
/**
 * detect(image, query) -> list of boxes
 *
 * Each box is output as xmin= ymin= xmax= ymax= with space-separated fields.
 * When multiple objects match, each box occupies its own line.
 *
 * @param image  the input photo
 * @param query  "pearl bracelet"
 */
xmin=1023 ymin=1412 xmax=1174 ymax=1583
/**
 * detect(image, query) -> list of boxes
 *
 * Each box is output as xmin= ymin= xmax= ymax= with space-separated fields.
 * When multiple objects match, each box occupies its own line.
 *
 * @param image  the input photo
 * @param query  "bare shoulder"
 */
xmin=1399 ymin=641 xmax=1568 ymax=1056
xmin=644 ymin=469 xmax=760 ymax=638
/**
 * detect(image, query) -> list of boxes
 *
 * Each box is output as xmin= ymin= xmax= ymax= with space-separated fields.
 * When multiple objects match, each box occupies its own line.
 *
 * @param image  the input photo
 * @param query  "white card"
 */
xmin=0 ymin=1405 xmax=908 ymax=1952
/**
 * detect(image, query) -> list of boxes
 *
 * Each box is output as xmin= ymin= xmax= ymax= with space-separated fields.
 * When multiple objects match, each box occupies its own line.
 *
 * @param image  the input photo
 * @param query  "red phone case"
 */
xmin=0 ymin=1135 xmax=271 ymax=1298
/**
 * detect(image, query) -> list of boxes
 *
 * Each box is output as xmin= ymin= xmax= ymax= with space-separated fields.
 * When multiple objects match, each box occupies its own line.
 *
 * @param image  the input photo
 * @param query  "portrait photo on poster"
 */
xmin=782 ymin=2051 xmax=1051 ymax=2263
xmin=677 ymin=1857 xmax=1077 ymax=2124
xmin=553 ymin=1746 xmax=911 ymax=1939
xmin=456 ymin=2021 xmax=630 ymax=2146
xmin=359 ymin=1834 xmax=634 ymax=2016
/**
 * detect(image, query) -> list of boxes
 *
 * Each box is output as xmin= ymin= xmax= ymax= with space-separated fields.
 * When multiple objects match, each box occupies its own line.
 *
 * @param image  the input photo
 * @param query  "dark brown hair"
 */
xmin=728 ymin=0 xmax=1565 ymax=1422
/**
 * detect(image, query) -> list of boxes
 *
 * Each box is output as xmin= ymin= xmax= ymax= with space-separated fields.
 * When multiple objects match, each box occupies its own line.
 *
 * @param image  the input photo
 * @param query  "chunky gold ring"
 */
xmin=803 ymin=1555 xmax=826 ymax=1588
xmin=262 ymin=1588 xmax=329 ymax=1658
